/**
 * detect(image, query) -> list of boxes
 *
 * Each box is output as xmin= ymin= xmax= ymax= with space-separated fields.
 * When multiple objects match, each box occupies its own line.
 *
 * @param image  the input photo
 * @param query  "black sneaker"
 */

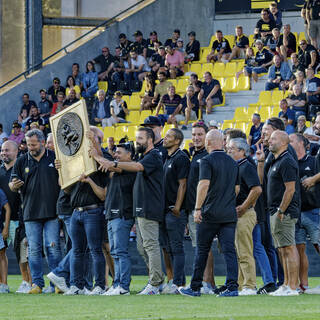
xmin=217 ymin=285 xmax=228 ymax=294
xmin=257 ymin=283 xmax=277 ymax=294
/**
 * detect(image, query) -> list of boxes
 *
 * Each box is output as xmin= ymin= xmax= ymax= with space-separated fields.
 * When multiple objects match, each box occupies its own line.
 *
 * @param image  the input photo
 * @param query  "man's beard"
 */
xmin=136 ymin=143 xmax=147 ymax=154
xmin=2 ymin=157 xmax=13 ymax=164
xmin=30 ymin=146 xmax=44 ymax=157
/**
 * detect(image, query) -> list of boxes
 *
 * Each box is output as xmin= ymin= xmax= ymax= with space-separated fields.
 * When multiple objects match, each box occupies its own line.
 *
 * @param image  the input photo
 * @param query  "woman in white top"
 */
xmin=108 ymin=91 xmax=129 ymax=126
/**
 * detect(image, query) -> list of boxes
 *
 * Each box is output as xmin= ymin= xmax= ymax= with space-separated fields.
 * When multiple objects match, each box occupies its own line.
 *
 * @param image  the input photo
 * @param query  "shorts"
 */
xmin=188 ymin=211 xmax=197 ymax=247
xmin=4 ymin=220 xmax=19 ymax=247
xmin=245 ymin=66 xmax=267 ymax=75
xmin=309 ymin=20 xmax=320 ymax=39
xmin=159 ymin=221 xmax=169 ymax=250
xmin=270 ymin=213 xmax=297 ymax=248
xmin=202 ymin=97 xmax=222 ymax=106
xmin=0 ymin=233 xmax=6 ymax=250
xmin=175 ymin=110 xmax=197 ymax=123
xmin=103 ymin=219 xmax=109 ymax=243
xmin=238 ymin=49 xmax=246 ymax=59
xmin=20 ymin=237 xmax=28 ymax=264
xmin=295 ymin=209 xmax=320 ymax=245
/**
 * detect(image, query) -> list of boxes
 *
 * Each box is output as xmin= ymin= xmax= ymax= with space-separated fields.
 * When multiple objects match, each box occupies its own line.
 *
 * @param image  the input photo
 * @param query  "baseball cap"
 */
xmin=188 ymin=31 xmax=196 ymax=36
xmin=39 ymin=88 xmax=47 ymax=93
xmin=150 ymin=31 xmax=157 ymax=36
xmin=12 ymin=121 xmax=21 ymax=129
xmin=134 ymin=30 xmax=143 ymax=37
xmin=119 ymin=33 xmax=126 ymax=39
xmin=141 ymin=116 xmax=162 ymax=127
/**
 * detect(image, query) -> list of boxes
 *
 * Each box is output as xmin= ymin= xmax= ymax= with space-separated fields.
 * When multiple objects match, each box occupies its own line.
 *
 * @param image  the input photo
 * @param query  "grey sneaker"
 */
xmin=89 ymin=286 xmax=106 ymax=295
xmin=42 ymin=286 xmax=55 ymax=294
xmin=47 ymin=272 xmax=69 ymax=293
xmin=0 ymin=284 xmax=9 ymax=293
xmin=63 ymin=285 xmax=85 ymax=296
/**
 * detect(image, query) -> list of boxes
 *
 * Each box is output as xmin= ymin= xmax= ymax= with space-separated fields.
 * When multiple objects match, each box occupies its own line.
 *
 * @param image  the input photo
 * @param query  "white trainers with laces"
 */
xmin=239 ymin=287 xmax=257 ymax=296
xmin=89 ymin=286 xmax=106 ymax=295
xmin=42 ymin=286 xmax=55 ymax=294
xmin=16 ymin=281 xmax=31 ymax=294
xmin=103 ymin=286 xmax=119 ymax=296
xmin=0 ymin=284 xmax=9 ymax=293
xmin=137 ymin=283 xmax=160 ymax=295
xmin=305 ymin=285 xmax=320 ymax=295
xmin=63 ymin=285 xmax=85 ymax=295
xmin=47 ymin=272 xmax=69 ymax=293
xmin=269 ymin=285 xmax=288 ymax=296
xmin=161 ymin=283 xmax=180 ymax=294
xmin=276 ymin=287 xmax=299 ymax=296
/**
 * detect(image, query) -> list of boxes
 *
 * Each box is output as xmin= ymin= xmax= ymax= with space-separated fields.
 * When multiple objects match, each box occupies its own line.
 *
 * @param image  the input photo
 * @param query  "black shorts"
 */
xmin=103 ymin=219 xmax=109 ymax=243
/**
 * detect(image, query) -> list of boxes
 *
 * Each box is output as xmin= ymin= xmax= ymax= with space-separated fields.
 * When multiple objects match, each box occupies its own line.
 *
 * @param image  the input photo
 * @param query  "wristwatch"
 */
xmin=113 ymin=160 xmax=118 ymax=168
xmin=277 ymin=207 xmax=284 ymax=215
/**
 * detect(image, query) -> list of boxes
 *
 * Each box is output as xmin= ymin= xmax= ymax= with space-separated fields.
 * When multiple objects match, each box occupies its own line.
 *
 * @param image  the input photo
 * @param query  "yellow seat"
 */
xmin=224 ymin=35 xmax=235 ymax=48
xmin=247 ymin=107 xmax=259 ymax=118
xmin=272 ymin=91 xmax=284 ymax=107
xmin=103 ymin=126 xmax=115 ymax=140
xmin=234 ymin=121 xmax=247 ymax=132
xmin=200 ymin=47 xmax=212 ymax=63
xmin=306 ymin=121 xmax=311 ymax=128
xmin=256 ymin=91 xmax=272 ymax=107
xmin=126 ymin=111 xmax=140 ymax=124
xmin=114 ymin=126 xmax=127 ymax=142
xmin=224 ymin=62 xmax=237 ymax=77
xmin=122 ymin=95 xmax=130 ymax=105
xmin=271 ymin=106 xmax=281 ymax=117
xmin=237 ymin=76 xmax=250 ymax=91
xmin=127 ymin=126 xmax=138 ymax=141
xmin=167 ymin=79 xmax=177 ymax=86
xmin=212 ymin=63 xmax=225 ymax=78
xmin=233 ymin=107 xmax=248 ymax=121
xmin=98 ymin=81 xmax=108 ymax=92
xmin=128 ymin=95 xmax=141 ymax=109
xmin=176 ymin=79 xmax=190 ymax=94
xmin=222 ymin=77 xmax=237 ymax=92
xmin=236 ymin=60 xmax=245 ymax=73
xmin=209 ymin=35 xmax=217 ymax=49
xmin=131 ymin=81 xmax=146 ymax=97
xmin=140 ymin=110 xmax=152 ymax=122
xmin=259 ymin=106 xmax=272 ymax=121
xmin=162 ymin=124 xmax=175 ymax=137
xmin=189 ymin=63 xmax=202 ymax=77
xmin=182 ymin=139 xmax=193 ymax=150
xmin=249 ymin=34 xmax=255 ymax=47
xmin=222 ymin=121 xmax=234 ymax=130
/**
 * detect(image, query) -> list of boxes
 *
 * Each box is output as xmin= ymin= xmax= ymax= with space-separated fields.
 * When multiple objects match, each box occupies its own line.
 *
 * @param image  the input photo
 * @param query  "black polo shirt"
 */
xmin=186 ymin=40 xmax=201 ymax=61
xmin=180 ymin=94 xmax=199 ymax=117
xmin=164 ymin=38 xmax=177 ymax=48
xmin=235 ymin=35 xmax=249 ymax=49
xmin=146 ymin=39 xmax=162 ymax=58
xmin=132 ymin=39 xmax=148 ymax=55
xmin=93 ymin=54 xmax=115 ymax=73
xmin=26 ymin=116 xmax=45 ymax=129
xmin=267 ymin=150 xmax=300 ymax=218
xmin=298 ymin=44 xmax=320 ymax=68
xmin=69 ymin=170 xmax=108 ymax=209
xmin=56 ymin=190 xmax=72 ymax=216
xmin=288 ymin=93 xmax=307 ymax=111
xmin=151 ymin=53 xmax=166 ymax=67
xmin=154 ymin=139 xmax=168 ymax=163
xmin=236 ymin=158 xmax=261 ymax=206
xmin=105 ymin=170 xmax=136 ymax=220
xmin=186 ymin=147 xmax=208 ymax=211
xmin=211 ymin=38 xmax=231 ymax=54
xmin=163 ymin=148 xmax=190 ymax=211
xmin=255 ymin=48 xmax=273 ymax=67
xmin=255 ymin=19 xmax=276 ymax=34
xmin=47 ymin=85 xmax=66 ymax=103
xmin=133 ymin=148 xmax=164 ymax=222
xmin=307 ymin=0 xmax=320 ymax=20
xmin=202 ymin=79 xmax=222 ymax=101
xmin=10 ymin=150 xmax=60 ymax=222
xmin=0 ymin=165 xmax=20 ymax=221
xmin=278 ymin=33 xmax=297 ymax=52
xmin=21 ymin=100 xmax=37 ymax=114
xmin=199 ymin=150 xmax=239 ymax=223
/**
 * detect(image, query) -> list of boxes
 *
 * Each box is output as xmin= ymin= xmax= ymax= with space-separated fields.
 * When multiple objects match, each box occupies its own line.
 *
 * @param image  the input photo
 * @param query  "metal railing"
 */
xmin=0 ymin=0 xmax=148 ymax=90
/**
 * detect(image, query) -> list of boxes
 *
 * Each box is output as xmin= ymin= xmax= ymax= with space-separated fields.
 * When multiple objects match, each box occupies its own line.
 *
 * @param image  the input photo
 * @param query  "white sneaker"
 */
xmin=161 ymin=283 xmax=179 ymax=294
xmin=137 ymin=283 xmax=160 ymax=295
xmin=63 ymin=285 xmax=85 ymax=295
xmin=277 ymin=287 xmax=299 ymax=296
xmin=200 ymin=282 xmax=215 ymax=295
xmin=89 ymin=286 xmax=105 ymax=295
xmin=305 ymin=285 xmax=320 ymax=295
xmin=239 ymin=287 xmax=257 ymax=296
xmin=16 ymin=281 xmax=31 ymax=293
xmin=42 ymin=286 xmax=55 ymax=294
xmin=269 ymin=285 xmax=288 ymax=296
xmin=159 ymin=280 xmax=173 ymax=293
xmin=103 ymin=285 xmax=119 ymax=296
xmin=0 ymin=284 xmax=9 ymax=293
xmin=103 ymin=286 xmax=130 ymax=296
xmin=83 ymin=287 xmax=92 ymax=295
xmin=47 ymin=272 xmax=69 ymax=293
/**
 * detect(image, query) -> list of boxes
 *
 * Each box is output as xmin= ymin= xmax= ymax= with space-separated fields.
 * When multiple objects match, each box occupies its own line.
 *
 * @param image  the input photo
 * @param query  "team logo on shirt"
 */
xmin=168 ymin=164 xmax=172 ymax=168
xmin=197 ymin=159 xmax=201 ymax=163
xmin=48 ymin=163 xmax=54 ymax=168
xmin=25 ymin=167 xmax=29 ymax=173
xmin=305 ymin=166 xmax=311 ymax=171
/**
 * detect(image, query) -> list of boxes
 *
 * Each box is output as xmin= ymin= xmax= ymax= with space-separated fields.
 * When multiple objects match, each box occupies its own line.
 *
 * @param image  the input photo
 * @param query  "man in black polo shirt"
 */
xmin=267 ymin=131 xmax=300 ymax=296
xmin=132 ymin=30 xmax=148 ymax=59
xmin=47 ymin=77 xmax=65 ymax=103
xmin=93 ymin=47 xmax=115 ymax=81
xmin=20 ymin=93 xmax=37 ymax=116
xmin=92 ymin=127 xmax=165 ymax=295
xmin=277 ymin=24 xmax=297 ymax=60
xmin=254 ymin=8 xmax=276 ymax=40
xmin=9 ymin=129 xmax=62 ymax=294
xmin=161 ymin=129 xmax=190 ymax=294
xmin=25 ymin=106 xmax=45 ymax=132
xmin=226 ymin=26 xmax=249 ymax=62
xmin=207 ymin=30 xmax=232 ymax=63
xmin=0 ymin=140 xmax=31 ymax=293
xmin=179 ymin=129 xmax=239 ymax=297
xmin=298 ymin=40 xmax=320 ymax=71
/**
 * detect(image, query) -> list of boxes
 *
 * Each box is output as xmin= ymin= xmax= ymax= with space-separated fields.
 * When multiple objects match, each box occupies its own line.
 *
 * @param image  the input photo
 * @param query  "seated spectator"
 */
xmin=290 ymin=53 xmax=305 ymax=75
xmin=81 ymin=61 xmax=99 ymax=99
xmin=48 ymin=77 xmax=65 ymax=103
xmin=114 ymin=46 xmax=122 ymax=63
xmin=248 ymin=113 xmax=263 ymax=146
xmin=92 ymin=89 xmax=112 ymax=128
xmin=51 ymin=91 xmax=66 ymax=116
xmin=289 ymin=70 xmax=306 ymax=91
xmin=104 ymin=136 xmax=117 ymax=157
xmin=236 ymin=47 xmax=255 ymax=79
xmin=132 ymin=30 xmax=148 ymax=58
xmin=71 ymin=63 xmax=82 ymax=86
xmin=189 ymin=73 xmax=202 ymax=94
xmin=244 ymin=40 xmax=273 ymax=83
xmin=207 ymin=30 xmax=232 ymax=63
xmin=280 ymin=114 xmax=295 ymax=134
xmin=269 ymin=1 xmax=282 ymax=30
xmin=125 ymin=50 xmax=150 ymax=83
xmin=20 ymin=93 xmax=37 ymax=116
xmin=152 ymin=71 xmax=172 ymax=105
xmin=304 ymin=118 xmax=320 ymax=145
xmin=112 ymin=51 xmax=130 ymax=87
xmin=277 ymin=24 xmax=297 ymax=60
xmin=38 ymin=89 xmax=52 ymax=124
xmin=165 ymin=46 xmax=184 ymax=79
xmin=185 ymin=31 xmax=200 ymax=62
xmin=296 ymin=115 xmax=308 ymax=134
xmin=63 ymin=88 xmax=79 ymax=107
xmin=92 ymin=47 xmax=115 ymax=81
xmin=109 ymin=91 xmax=129 ymax=125
xmin=140 ymin=73 xmax=157 ymax=111
xmin=265 ymin=28 xmax=280 ymax=53
xmin=259 ymin=31 xmax=273 ymax=48
xmin=298 ymin=40 xmax=320 ymax=71
xmin=0 ymin=124 xmax=8 ymax=146
xmin=265 ymin=55 xmax=292 ymax=91
xmin=65 ymin=75 xmax=81 ymax=99
xmin=165 ymin=29 xmax=180 ymax=49
xmin=305 ymin=67 xmax=320 ymax=106
xmin=254 ymin=8 xmax=276 ymax=40
xmin=278 ymin=99 xmax=295 ymax=125
xmin=17 ymin=109 xmax=29 ymax=131
xmin=287 ymin=84 xmax=307 ymax=119
xmin=119 ymin=33 xmax=133 ymax=57
xmin=176 ymin=38 xmax=185 ymax=55
xmin=170 ymin=85 xmax=199 ymax=129
xmin=25 ymin=106 xmax=45 ymax=132
xmin=149 ymin=45 xmax=166 ymax=77
xmin=198 ymin=71 xmax=223 ymax=114
xmin=155 ymin=85 xmax=181 ymax=125
xmin=146 ymin=31 xmax=162 ymax=58
xmin=227 ymin=26 xmax=249 ymax=62
xmin=8 ymin=122 xmax=25 ymax=145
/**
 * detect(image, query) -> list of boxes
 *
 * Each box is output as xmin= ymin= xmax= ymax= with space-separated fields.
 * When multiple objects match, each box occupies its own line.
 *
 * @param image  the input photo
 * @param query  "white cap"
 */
xmin=209 ymin=120 xmax=219 ymax=128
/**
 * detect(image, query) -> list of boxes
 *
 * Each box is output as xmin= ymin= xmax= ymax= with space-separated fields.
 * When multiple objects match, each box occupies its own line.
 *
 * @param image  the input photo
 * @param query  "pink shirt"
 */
xmin=166 ymin=51 xmax=184 ymax=68
xmin=8 ymin=132 xmax=25 ymax=145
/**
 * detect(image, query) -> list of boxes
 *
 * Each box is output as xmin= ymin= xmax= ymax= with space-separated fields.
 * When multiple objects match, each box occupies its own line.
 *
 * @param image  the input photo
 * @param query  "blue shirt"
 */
xmin=249 ymin=123 xmax=264 ymax=146
xmin=97 ymin=101 xmax=106 ymax=119
xmin=0 ymin=188 xmax=8 ymax=232
xmin=279 ymin=108 xmax=295 ymax=122
xmin=285 ymin=124 xmax=295 ymax=135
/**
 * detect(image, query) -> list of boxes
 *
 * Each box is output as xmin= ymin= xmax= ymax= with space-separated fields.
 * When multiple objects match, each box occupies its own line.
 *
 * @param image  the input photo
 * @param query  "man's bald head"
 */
xmin=205 ymin=129 xmax=224 ymax=151
xmin=269 ymin=130 xmax=289 ymax=155
xmin=1 ymin=140 xmax=18 ymax=165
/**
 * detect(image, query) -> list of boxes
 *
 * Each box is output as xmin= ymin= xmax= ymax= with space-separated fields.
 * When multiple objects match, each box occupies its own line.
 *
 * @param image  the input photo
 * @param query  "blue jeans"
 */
xmin=191 ymin=221 xmax=238 ymax=292
xmin=165 ymin=210 xmax=188 ymax=286
xmin=25 ymin=219 xmax=62 ymax=288
xmin=124 ymin=71 xmax=141 ymax=82
xmin=265 ymin=81 xmax=280 ymax=91
xmin=295 ymin=209 xmax=320 ymax=244
xmin=245 ymin=66 xmax=267 ymax=75
xmin=108 ymin=217 xmax=134 ymax=290
xmin=70 ymin=208 xmax=105 ymax=289
xmin=252 ymin=224 xmax=274 ymax=286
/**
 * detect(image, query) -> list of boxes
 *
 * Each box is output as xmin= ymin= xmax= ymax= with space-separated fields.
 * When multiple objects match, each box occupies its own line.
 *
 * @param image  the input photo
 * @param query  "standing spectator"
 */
xmin=185 ymin=31 xmax=200 ymax=62
xmin=152 ymin=71 xmax=172 ymax=105
xmin=38 ymin=89 xmax=52 ymax=125
xmin=109 ymin=91 xmax=129 ymax=125
xmin=92 ymin=89 xmax=111 ymax=127
xmin=92 ymin=47 xmax=115 ymax=81
xmin=0 ymin=124 xmax=8 ymax=146
xmin=8 ymin=122 xmax=25 ymax=145
xmin=248 ymin=113 xmax=263 ymax=146
xmin=227 ymin=26 xmax=249 ymax=62
xmin=118 ymin=33 xmax=133 ymax=57
xmin=132 ymin=30 xmax=148 ymax=58
xmin=20 ymin=93 xmax=37 ymax=116
xmin=298 ymin=40 xmax=320 ymax=71
xmin=254 ymin=9 xmax=276 ymax=40
xmin=165 ymin=29 xmax=180 ymax=49
xmin=306 ymin=0 xmax=320 ymax=49
xmin=9 ymin=129 xmax=62 ymax=294
xmin=165 ymin=46 xmax=184 ymax=79
xmin=65 ymin=75 xmax=81 ymax=99
xmin=125 ymin=50 xmax=150 ymax=83
xmin=269 ymin=2 xmax=282 ymax=30
xmin=301 ymin=1 xmax=310 ymax=43
xmin=146 ymin=31 xmax=162 ymax=58
xmin=227 ymin=138 xmax=262 ymax=295
xmin=198 ymin=72 xmax=223 ymax=115
xmin=278 ymin=99 xmax=295 ymax=125
xmin=267 ymin=131 xmax=300 ymax=296
xmin=265 ymin=55 xmax=292 ymax=91
xmin=48 ymin=77 xmax=65 ymax=103
xmin=179 ymin=130 xmax=239 ymax=297
xmin=162 ymin=128 xmax=190 ymax=293
xmin=25 ymin=106 xmax=45 ymax=132
xmin=277 ymin=24 xmax=297 ymax=60
xmin=207 ymin=30 xmax=232 ymax=63
xmin=287 ymin=84 xmax=307 ymax=120
xmin=71 ymin=63 xmax=82 ymax=86
xmin=51 ymin=91 xmax=66 ymax=116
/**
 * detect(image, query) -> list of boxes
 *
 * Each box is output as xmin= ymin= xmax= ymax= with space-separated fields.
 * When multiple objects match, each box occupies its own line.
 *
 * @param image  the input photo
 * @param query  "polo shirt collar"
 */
xmin=27 ymin=148 xmax=49 ymax=161
xmin=237 ymin=157 xmax=247 ymax=165
xmin=167 ymin=148 xmax=180 ymax=159
xmin=154 ymin=139 xmax=164 ymax=148
xmin=299 ymin=154 xmax=309 ymax=162
xmin=194 ymin=147 xmax=206 ymax=155
xmin=211 ymin=149 xmax=224 ymax=154
xmin=273 ymin=150 xmax=288 ymax=163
